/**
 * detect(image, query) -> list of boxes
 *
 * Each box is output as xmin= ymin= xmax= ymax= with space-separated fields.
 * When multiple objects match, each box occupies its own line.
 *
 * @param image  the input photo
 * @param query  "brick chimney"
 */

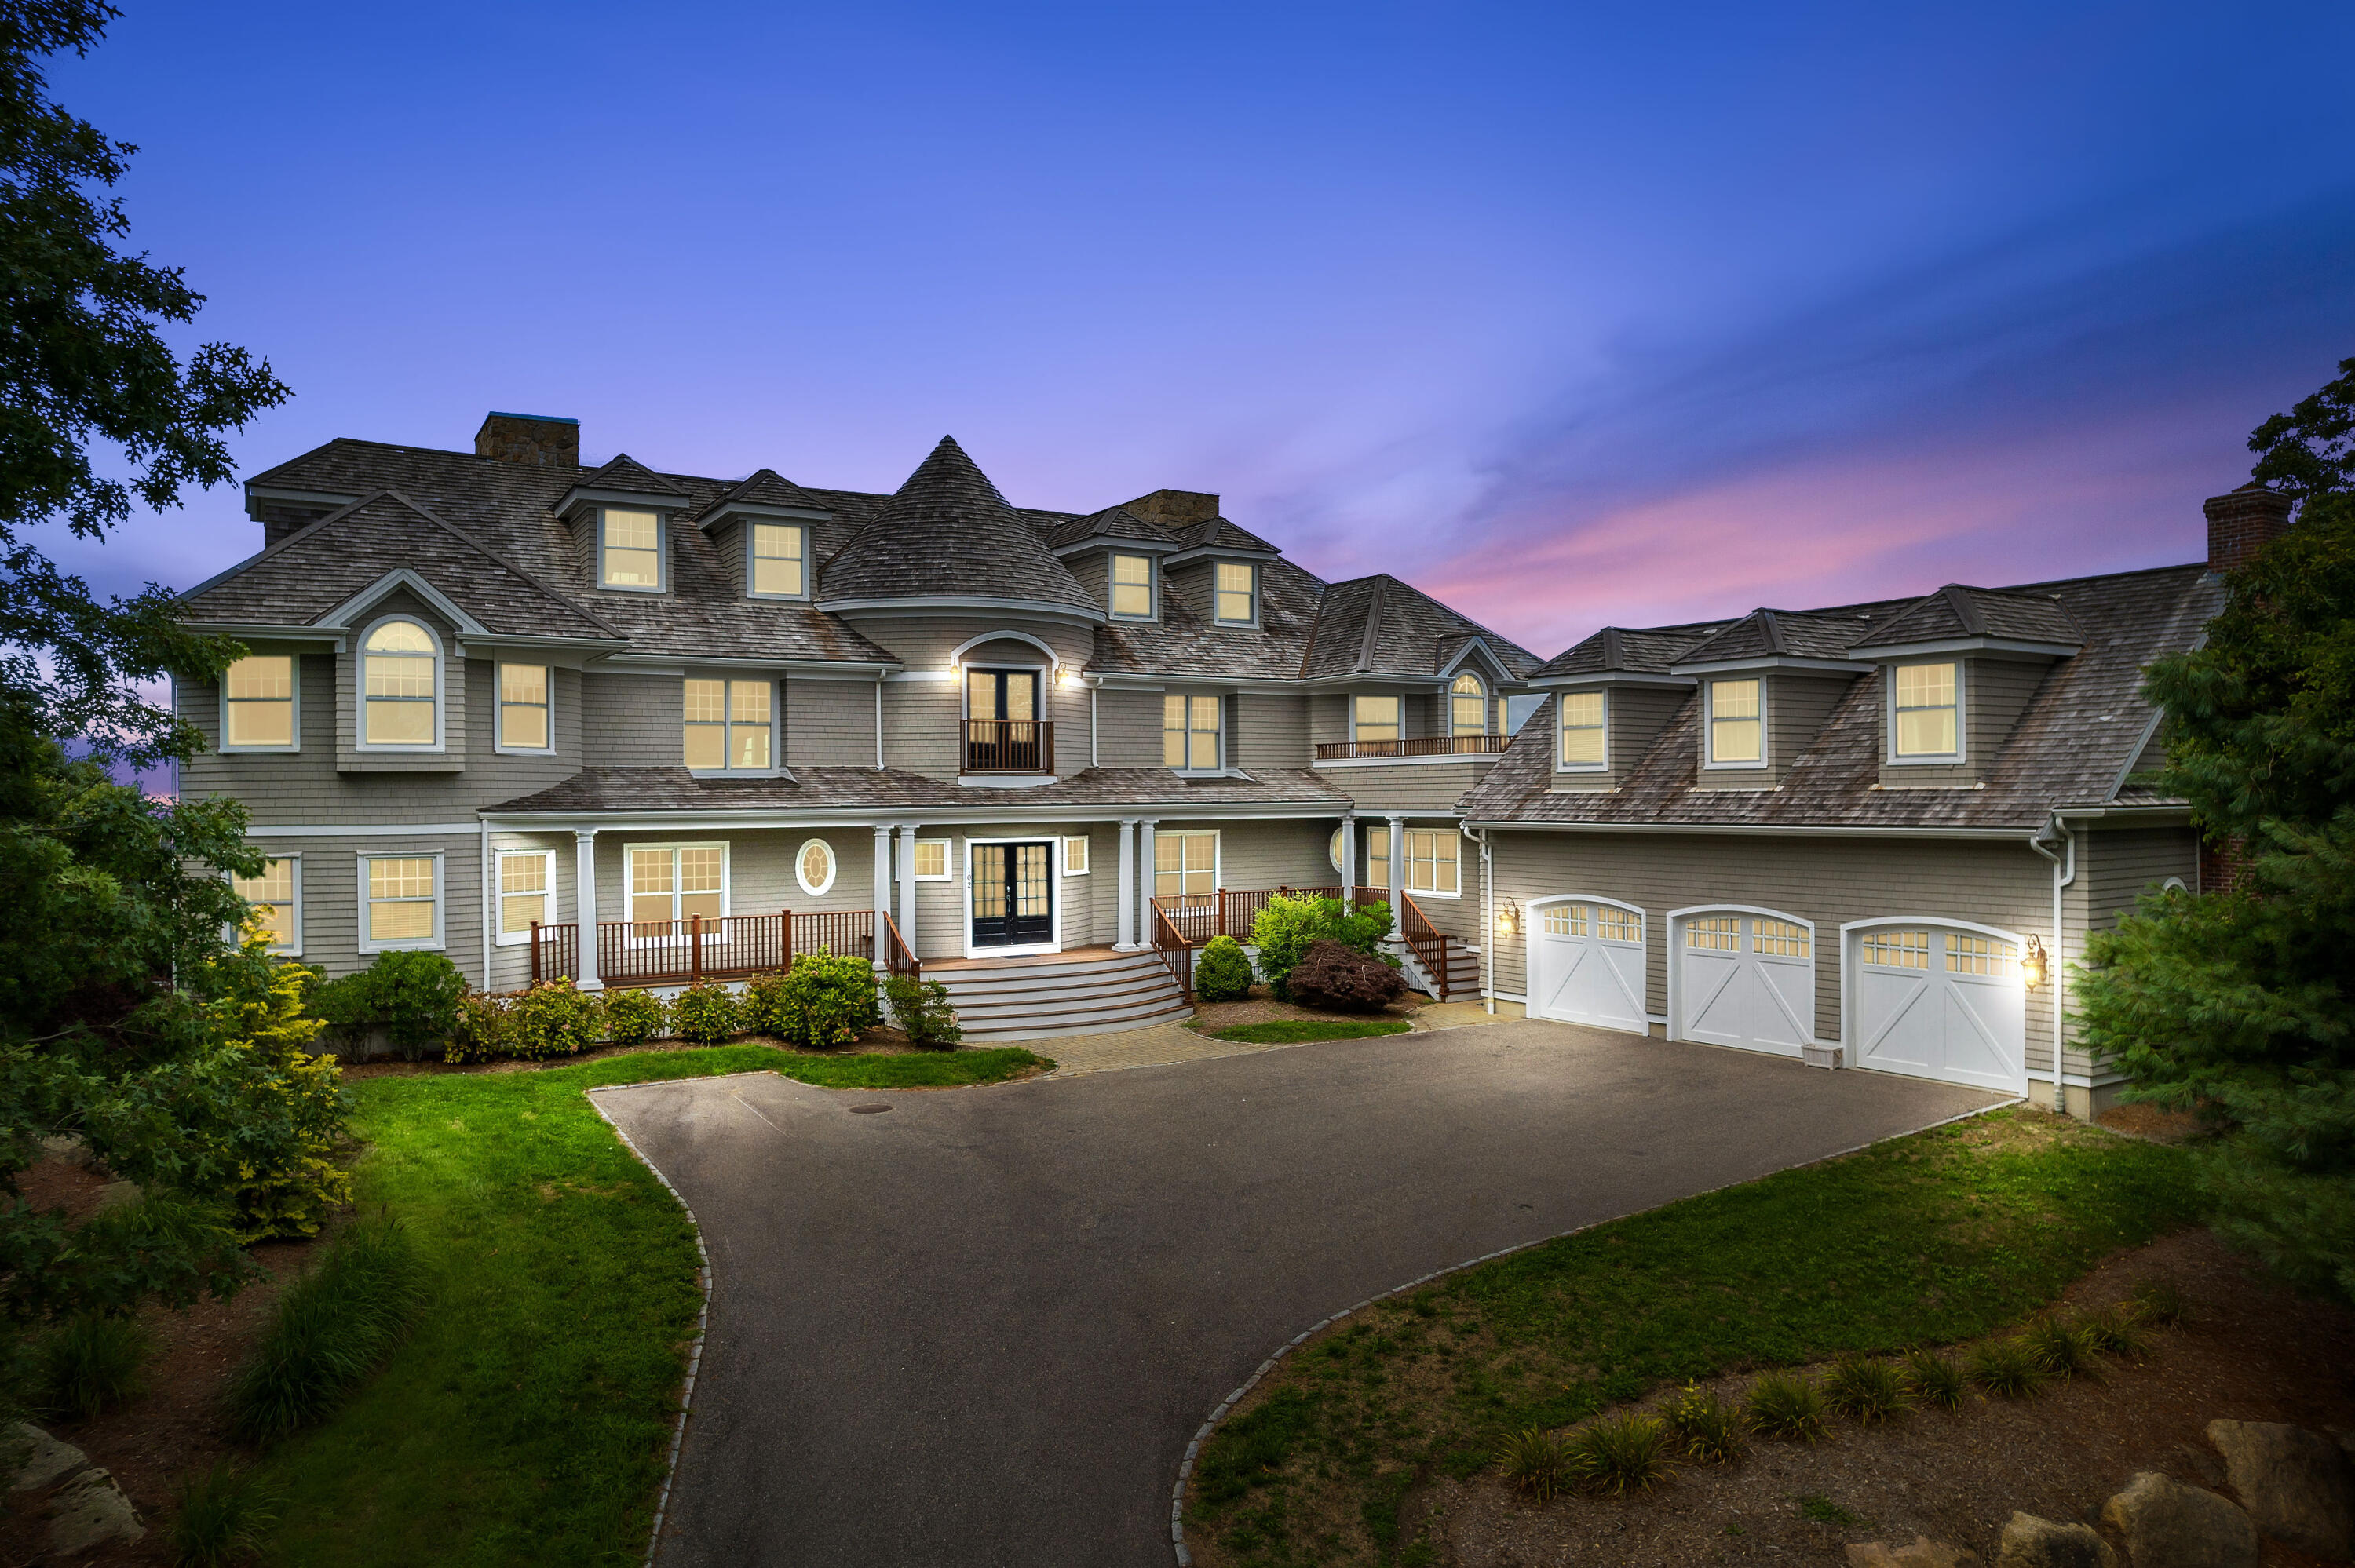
xmin=1123 ymin=488 xmax=1221 ymax=529
xmin=475 ymin=411 xmax=579 ymax=469
xmin=2202 ymin=483 xmax=2292 ymax=574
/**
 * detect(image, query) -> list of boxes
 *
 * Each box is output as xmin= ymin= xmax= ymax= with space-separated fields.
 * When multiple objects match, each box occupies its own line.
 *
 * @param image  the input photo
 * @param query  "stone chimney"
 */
xmin=1123 ymin=488 xmax=1221 ymax=530
xmin=475 ymin=411 xmax=580 ymax=469
xmin=2202 ymin=483 xmax=2292 ymax=574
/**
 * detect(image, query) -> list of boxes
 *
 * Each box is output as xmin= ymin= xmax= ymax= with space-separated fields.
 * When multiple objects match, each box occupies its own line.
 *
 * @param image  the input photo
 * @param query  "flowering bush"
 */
xmin=602 ymin=986 xmax=668 ymax=1047
xmin=508 ymin=979 xmax=604 ymax=1059
xmin=670 ymin=980 xmax=742 ymax=1045
xmin=446 ymin=990 xmax=515 ymax=1063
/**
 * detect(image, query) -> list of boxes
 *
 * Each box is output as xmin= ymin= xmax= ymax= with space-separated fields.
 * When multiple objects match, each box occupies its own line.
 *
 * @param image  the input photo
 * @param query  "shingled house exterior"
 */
xmin=174 ymin=414 xmax=1536 ymax=1038
xmin=1459 ymin=485 xmax=2294 ymax=1116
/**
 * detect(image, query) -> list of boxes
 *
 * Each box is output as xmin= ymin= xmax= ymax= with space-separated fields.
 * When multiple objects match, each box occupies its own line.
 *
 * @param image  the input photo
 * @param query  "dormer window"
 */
xmin=1450 ymin=673 xmax=1488 ymax=735
xmin=1706 ymin=678 xmax=1762 ymax=766
xmin=360 ymin=619 xmax=440 ymax=748
xmin=600 ymin=508 xmax=663 ymax=590
xmin=1557 ymin=690 xmax=1606 ymax=768
xmin=750 ymin=523 xmax=806 ymax=597
xmin=1111 ymin=553 xmax=1155 ymax=619
xmin=1892 ymin=662 xmax=1961 ymax=759
xmin=1214 ymin=562 xmax=1257 ymax=625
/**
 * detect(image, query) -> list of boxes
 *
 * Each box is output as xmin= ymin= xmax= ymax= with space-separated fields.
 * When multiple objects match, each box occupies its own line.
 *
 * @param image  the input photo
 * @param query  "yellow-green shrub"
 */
xmin=670 ymin=980 xmax=741 ymax=1045
xmin=602 ymin=986 xmax=668 ymax=1046
xmin=509 ymin=979 xmax=604 ymax=1059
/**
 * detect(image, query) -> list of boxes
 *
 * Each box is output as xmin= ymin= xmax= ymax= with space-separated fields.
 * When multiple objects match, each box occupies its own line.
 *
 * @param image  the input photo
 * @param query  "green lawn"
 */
xmin=1207 ymin=1019 xmax=1412 ymax=1044
xmin=1187 ymin=1108 xmax=2201 ymax=1566
xmin=257 ymin=1045 xmax=1046 ymax=1566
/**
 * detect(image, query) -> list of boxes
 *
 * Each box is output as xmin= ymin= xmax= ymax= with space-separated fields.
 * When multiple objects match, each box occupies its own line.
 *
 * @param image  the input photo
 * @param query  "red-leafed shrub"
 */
xmin=1283 ymin=939 xmax=1406 ymax=1013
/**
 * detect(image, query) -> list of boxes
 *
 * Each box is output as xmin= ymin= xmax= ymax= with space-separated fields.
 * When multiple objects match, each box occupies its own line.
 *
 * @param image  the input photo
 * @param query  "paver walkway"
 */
xmin=601 ymin=1019 xmax=2003 ymax=1567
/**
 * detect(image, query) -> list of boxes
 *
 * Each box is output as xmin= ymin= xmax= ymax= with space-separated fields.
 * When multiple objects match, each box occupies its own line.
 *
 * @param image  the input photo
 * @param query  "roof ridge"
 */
xmin=1357 ymin=576 xmax=1387 ymax=673
xmin=377 ymin=489 xmax=631 ymax=639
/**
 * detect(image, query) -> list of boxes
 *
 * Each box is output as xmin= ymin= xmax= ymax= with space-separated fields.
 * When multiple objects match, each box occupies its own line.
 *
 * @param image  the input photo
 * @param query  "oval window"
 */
xmin=795 ymin=837 xmax=837 ymax=896
xmin=1328 ymin=825 xmax=1345 ymax=873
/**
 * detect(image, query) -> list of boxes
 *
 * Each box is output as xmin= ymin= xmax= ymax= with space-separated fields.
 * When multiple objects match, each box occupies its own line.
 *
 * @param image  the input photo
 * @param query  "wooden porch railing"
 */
xmin=880 ymin=910 xmax=919 ymax=983
xmin=963 ymin=718 xmax=1053 ymax=775
xmin=527 ymin=910 xmax=875 ymax=990
xmin=528 ymin=920 xmax=576 ymax=986
xmin=1313 ymin=733 xmax=1510 ymax=761
xmin=1148 ymin=885 xmax=1402 ymax=947
xmin=1398 ymin=892 xmax=1453 ymax=1001
xmin=1151 ymin=901 xmax=1196 ymax=1003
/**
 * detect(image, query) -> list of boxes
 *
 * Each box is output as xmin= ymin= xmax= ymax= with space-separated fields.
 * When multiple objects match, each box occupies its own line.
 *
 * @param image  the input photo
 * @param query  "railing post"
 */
xmin=529 ymin=921 xmax=541 ymax=983
xmin=783 ymin=907 xmax=794 ymax=972
xmin=690 ymin=913 xmax=703 ymax=983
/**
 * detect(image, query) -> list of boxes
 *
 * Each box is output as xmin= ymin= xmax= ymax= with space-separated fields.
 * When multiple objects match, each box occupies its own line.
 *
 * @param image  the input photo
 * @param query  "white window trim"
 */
xmin=354 ymin=615 xmax=446 ymax=753
xmin=219 ymin=654 xmax=301 ymax=753
xmin=963 ymin=834 xmax=1066 ymax=960
xmin=1703 ymin=676 xmax=1765 ymax=770
xmin=912 ymin=837 xmax=954 ymax=880
xmin=1401 ymin=826 xmax=1463 ymax=899
xmin=1062 ymin=834 xmax=1090 ymax=875
xmin=493 ymin=661 xmax=556 ymax=756
xmin=356 ymin=850 xmax=446 ymax=954
xmin=1150 ymin=827 xmax=1223 ymax=901
xmin=1886 ymin=660 xmax=1967 ymax=765
xmin=683 ymin=674 xmax=780 ymax=777
xmin=230 ymin=853 xmax=302 ymax=956
xmin=493 ymin=848 xmax=557 ymax=946
xmin=1556 ymin=687 xmax=1609 ymax=772
xmin=622 ymin=841 xmax=732 ymax=937
xmin=794 ymin=837 xmax=838 ymax=897
xmin=1108 ymin=552 xmax=1158 ymax=622
xmin=747 ymin=522 xmax=811 ymax=601
xmin=1212 ymin=560 xmax=1260 ymax=628
xmin=597 ymin=505 xmax=669 ymax=595
xmin=1351 ymin=692 xmax=1403 ymax=746
xmin=1163 ymin=690 xmax=1225 ymax=774
xmin=1449 ymin=673 xmax=1490 ymax=737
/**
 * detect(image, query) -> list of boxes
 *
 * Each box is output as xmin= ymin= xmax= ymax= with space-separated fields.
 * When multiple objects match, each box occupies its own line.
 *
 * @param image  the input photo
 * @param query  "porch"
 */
xmin=527 ymin=908 xmax=918 ymax=990
xmin=1145 ymin=884 xmax=1470 ymax=1004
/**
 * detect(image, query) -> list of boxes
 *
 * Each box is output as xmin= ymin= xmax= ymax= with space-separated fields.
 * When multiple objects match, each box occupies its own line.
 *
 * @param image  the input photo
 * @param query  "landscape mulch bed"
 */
xmin=1411 ymin=1228 xmax=2355 ymax=1567
xmin=1189 ymin=986 xmax=1429 ymax=1034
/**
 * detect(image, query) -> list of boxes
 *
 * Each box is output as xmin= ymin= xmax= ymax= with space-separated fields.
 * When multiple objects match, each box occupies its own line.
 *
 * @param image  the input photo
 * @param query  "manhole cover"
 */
xmin=848 ymin=1103 xmax=893 ymax=1114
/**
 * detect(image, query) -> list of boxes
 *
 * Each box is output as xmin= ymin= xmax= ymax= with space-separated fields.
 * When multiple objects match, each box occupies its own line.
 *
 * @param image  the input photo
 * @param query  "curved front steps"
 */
xmin=926 ymin=948 xmax=1192 ymax=1041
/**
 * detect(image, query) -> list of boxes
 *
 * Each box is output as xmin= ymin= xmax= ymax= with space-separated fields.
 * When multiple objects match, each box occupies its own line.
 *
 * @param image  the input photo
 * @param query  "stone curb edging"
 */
xmin=1167 ymin=1094 xmax=2026 ymax=1566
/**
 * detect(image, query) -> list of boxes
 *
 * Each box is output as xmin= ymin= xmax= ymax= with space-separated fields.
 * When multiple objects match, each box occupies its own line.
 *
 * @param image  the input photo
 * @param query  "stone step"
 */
xmin=931 ymin=969 xmax=1180 ymax=1008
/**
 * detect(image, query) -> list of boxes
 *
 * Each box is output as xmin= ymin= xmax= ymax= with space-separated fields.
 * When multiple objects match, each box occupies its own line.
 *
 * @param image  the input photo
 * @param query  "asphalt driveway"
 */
xmin=599 ymin=1019 xmax=2005 ymax=1567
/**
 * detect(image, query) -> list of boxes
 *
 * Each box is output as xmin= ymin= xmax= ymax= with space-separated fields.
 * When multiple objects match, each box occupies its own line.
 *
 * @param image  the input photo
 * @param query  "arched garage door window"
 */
xmin=1668 ymin=906 xmax=1815 ymax=1057
xmin=1842 ymin=919 xmax=2027 ymax=1093
xmin=1525 ymin=896 xmax=1646 ymax=1034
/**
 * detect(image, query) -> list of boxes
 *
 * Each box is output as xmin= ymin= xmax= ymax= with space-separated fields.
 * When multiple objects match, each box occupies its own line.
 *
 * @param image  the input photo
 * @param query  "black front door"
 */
xmin=971 ymin=841 xmax=1053 ymax=948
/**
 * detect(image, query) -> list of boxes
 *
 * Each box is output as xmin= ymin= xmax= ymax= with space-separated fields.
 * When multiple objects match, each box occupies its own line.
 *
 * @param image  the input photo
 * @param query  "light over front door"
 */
xmin=971 ymin=841 xmax=1053 ymax=949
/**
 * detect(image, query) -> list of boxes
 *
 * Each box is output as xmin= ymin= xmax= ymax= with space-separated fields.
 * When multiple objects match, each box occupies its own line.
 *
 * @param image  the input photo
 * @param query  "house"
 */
xmin=173 ymin=413 xmax=1538 ymax=1038
xmin=1460 ymin=484 xmax=2295 ymax=1116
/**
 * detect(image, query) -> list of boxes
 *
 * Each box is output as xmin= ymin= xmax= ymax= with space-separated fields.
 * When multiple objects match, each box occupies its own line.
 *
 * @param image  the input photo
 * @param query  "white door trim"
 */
xmin=962 ymin=833 xmax=1063 ymax=960
xmin=1524 ymin=893 xmax=1648 ymax=1035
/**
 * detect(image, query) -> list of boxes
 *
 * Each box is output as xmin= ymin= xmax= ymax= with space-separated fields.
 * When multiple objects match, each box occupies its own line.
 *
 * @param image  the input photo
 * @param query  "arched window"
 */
xmin=362 ymin=618 xmax=439 ymax=747
xmin=1450 ymin=672 xmax=1488 ymax=735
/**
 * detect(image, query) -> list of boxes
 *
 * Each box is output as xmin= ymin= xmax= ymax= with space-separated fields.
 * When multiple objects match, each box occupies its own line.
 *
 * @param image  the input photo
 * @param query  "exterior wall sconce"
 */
xmin=2022 ymin=935 xmax=2048 ymax=990
xmin=1495 ymin=899 xmax=1520 ymax=938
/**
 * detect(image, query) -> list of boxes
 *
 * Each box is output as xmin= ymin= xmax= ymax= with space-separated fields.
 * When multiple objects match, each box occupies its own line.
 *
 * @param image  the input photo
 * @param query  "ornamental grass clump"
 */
xmin=228 ymin=1218 xmax=424 ymax=1446
xmin=1823 ymin=1356 xmax=1911 ymax=1424
xmin=33 ymin=1311 xmax=150 ymax=1420
xmin=1900 ymin=1347 xmax=1967 ymax=1413
xmin=2020 ymin=1315 xmax=2108 ymax=1384
xmin=1497 ymin=1426 xmax=1574 ymax=1502
xmin=1964 ymin=1337 xmax=2046 ymax=1400
xmin=2129 ymin=1277 xmax=2187 ymax=1326
xmin=670 ymin=980 xmax=741 ymax=1045
xmin=170 ymin=1462 xmax=281 ymax=1568
xmin=1663 ymin=1380 xmax=1747 ymax=1464
xmin=1742 ymin=1371 xmax=1828 ymax=1442
xmin=601 ymin=986 xmax=668 ymax=1047
xmin=1567 ymin=1412 xmax=1674 ymax=1495
xmin=2077 ymin=1304 xmax=2150 ymax=1358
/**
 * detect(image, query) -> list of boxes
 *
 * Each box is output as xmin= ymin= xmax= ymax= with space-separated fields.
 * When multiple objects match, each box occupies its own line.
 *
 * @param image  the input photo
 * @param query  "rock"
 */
xmin=2205 ymin=1419 xmax=2355 ymax=1560
xmin=6 ymin=1422 xmax=88 ymax=1493
xmin=46 ymin=1467 xmax=144 ymax=1554
xmin=1997 ymin=1511 xmax=2119 ymax=1568
xmin=36 ymin=1133 xmax=88 ymax=1165
xmin=2100 ymin=1471 xmax=2259 ymax=1568
xmin=1846 ymin=1537 xmax=1983 ymax=1567
xmin=93 ymin=1178 xmax=142 ymax=1212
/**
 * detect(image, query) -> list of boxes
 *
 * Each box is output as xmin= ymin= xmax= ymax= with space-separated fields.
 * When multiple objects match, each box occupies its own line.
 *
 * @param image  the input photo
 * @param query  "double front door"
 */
xmin=971 ymin=841 xmax=1053 ymax=948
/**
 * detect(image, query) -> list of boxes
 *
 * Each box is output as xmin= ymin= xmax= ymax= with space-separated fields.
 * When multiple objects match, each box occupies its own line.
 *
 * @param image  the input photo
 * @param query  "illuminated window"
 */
xmin=223 ymin=655 xmax=296 ymax=749
xmin=1154 ymin=830 xmax=1218 ymax=896
xmin=1707 ymin=678 xmax=1762 ymax=765
xmin=361 ymin=855 xmax=439 ymax=950
xmin=1353 ymin=694 xmax=1400 ymax=746
xmin=1753 ymin=918 xmax=1810 ymax=958
xmin=1214 ymin=561 xmax=1256 ymax=625
xmin=1163 ymin=693 xmax=1221 ymax=770
xmin=683 ymin=678 xmax=772 ymax=771
xmin=750 ymin=523 xmax=805 ymax=596
xmin=629 ymin=845 xmax=724 ymax=929
xmin=601 ymin=507 xmax=662 ymax=589
xmin=1328 ymin=825 xmax=1346 ymax=873
xmin=232 ymin=857 xmax=299 ymax=952
xmin=498 ymin=663 xmax=550 ymax=750
xmin=1543 ymin=904 xmax=1583 ymax=936
xmin=912 ymin=839 xmax=950 ymax=879
xmin=1063 ymin=835 xmax=1090 ymax=874
xmin=1450 ymin=673 xmax=1488 ymax=735
xmin=1111 ymin=554 xmax=1154 ymax=618
xmin=796 ymin=838 xmax=837 ymax=896
xmin=1685 ymin=915 xmax=1739 ymax=952
xmin=362 ymin=620 xmax=438 ymax=747
xmin=497 ymin=850 xmax=553 ymax=939
xmin=1893 ymin=662 xmax=1961 ymax=758
xmin=1860 ymin=930 xmax=1929 ymax=968
xmin=1595 ymin=906 xmax=1642 ymax=943
xmin=1404 ymin=830 xmax=1459 ymax=895
xmin=1365 ymin=826 xmax=1389 ymax=888
xmin=1946 ymin=933 xmax=2017 ymax=976
xmin=1557 ymin=690 xmax=1605 ymax=768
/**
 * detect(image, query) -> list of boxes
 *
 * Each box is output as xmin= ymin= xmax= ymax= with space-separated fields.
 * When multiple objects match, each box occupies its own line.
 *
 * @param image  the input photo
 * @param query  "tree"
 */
xmin=2075 ymin=364 xmax=2355 ymax=1304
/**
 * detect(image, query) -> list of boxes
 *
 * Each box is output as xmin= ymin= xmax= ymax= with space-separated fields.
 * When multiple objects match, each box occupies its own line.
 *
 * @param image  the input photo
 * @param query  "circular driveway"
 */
xmin=598 ymin=1019 xmax=2003 ymax=1567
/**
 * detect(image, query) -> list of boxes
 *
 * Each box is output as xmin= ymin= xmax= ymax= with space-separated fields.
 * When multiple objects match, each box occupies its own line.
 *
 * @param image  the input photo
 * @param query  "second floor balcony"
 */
xmin=965 ymin=718 xmax=1054 ymax=775
xmin=1314 ymin=732 xmax=1510 ymax=762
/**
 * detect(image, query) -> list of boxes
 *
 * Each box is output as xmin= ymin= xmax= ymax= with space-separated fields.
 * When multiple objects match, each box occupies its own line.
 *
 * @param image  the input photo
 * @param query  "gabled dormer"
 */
xmin=1127 ymin=491 xmax=1280 ymax=629
xmin=1846 ymin=585 xmax=2081 ymax=788
xmin=694 ymin=469 xmax=832 ymax=601
xmin=1527 ymin=625 xmax=1714 ymax=791
xmin=1046 ymin=505 xmax=1177 ymax=623
xmin=1670 ymin=610 xmax=1871 ymax=788
xmin=553 ymin=454 xmax=691 ymax=594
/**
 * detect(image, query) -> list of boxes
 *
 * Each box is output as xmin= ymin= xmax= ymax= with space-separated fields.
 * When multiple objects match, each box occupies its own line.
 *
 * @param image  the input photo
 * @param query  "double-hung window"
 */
xmin=1110 ymin=553 xmax=1154 ymax=618
xmin=1449 ymin=673 xmax=1488 ymax=735
xmin=1153 ymin=830 xmax=1218 ymax=897
xmin=362 ymin=620 xmax=439 ymax=747
xmin=1557 ymin=690 xmax=1606 ymax=768
xmin=683 ymin=678 xmax=772 ymax=771
xmin=498 ymin=663 xmax=550 ymax=751
xmin=1365 ymin=826 xmax=1389 ymax=889
xmin=1214 ymin=562 xmax=1257 ymax=625
xmin=1063 ymin=835 xmax=1090 ymax=874
xmin=232 ymin=857 xmax=300 ymax=952
xmin=223 ymin=655 xmax=296 ymax=749
xmin=1353 ymin=694 xmax=1400 ymax=748
xmin=1163 ymin=693 xmax=1221 ymax=770
xmin=1891 ymin=662 xmax=1961 ymax=759
xmin=601 ymin=508 xmax=663 ymax=589
xmin=1404 ymin=830 xmax=1459 ymax=895
xmin=750 ymin=523 xmax=805 ymax=597
xmin=1707 ymin=678 xmax=1762 ymax=766
xmin=629 ymin=844 xmax=725 ymax=929
xmin=497 ymin=849 xmax=554 ymax=941
xmin=361 ymin=855 xmax=440 ymax=950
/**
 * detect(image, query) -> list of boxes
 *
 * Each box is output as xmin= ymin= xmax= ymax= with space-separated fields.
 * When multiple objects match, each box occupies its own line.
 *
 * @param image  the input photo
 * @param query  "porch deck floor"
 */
xmin=924 ymin=943 xmax=1132 ymax=972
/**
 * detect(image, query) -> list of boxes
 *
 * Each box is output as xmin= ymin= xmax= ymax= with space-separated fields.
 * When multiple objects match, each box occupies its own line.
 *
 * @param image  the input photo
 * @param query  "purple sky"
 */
xmin=43 ymin=1 xmax=2355 ymax=658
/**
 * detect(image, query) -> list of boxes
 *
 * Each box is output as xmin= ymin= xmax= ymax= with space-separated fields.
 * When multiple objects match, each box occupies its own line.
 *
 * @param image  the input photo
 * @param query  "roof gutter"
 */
xmin=1462 ymin=819 xmax=2039 ymax=841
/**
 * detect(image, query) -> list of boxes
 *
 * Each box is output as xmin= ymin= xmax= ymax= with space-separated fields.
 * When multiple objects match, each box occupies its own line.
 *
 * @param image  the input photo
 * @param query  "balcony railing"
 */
xmin=1314 ymin=733 xmax=1510 ymax=761
xmin=529 ymin=909 xmax=875 ymax=990
xmin=964 ymin=718 xmax=1053 ymax=774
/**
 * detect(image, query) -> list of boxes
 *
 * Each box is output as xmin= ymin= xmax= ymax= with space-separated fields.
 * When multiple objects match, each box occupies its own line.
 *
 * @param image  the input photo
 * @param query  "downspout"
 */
xmin=479 ymin=817 xmax=492 ymax=990
xmin=1466 ymin=822 xmax=1494 ymax=1014
xmin=874 ymin=676 xmax=884 ymax=770
xmin=1090 ymin=680 xmax=1099 ymax=768
xmin=2027 ymin=815 xmax=2075 ymax=1113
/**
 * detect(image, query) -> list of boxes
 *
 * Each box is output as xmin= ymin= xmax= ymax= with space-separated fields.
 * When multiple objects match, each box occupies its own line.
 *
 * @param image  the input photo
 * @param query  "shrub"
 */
xmin=2078 ymin=1305 xmax=2150 ymax=1358
xmin=1900 ymin=1347 xmax=1966 ymax=1413
xmin=171 ymin=1462 xmax=280 ymax=1567
xmin=508 ymin=979 xmax=604 ymax=1059
xmin=446 ymin=990 xmax=514 ymax=1063
xmin=1742 ymin=1371 xmax=1827 ymax=1442
xmin=1283 ymin=939 xmax=1408 ymax=1013
xmin=603 ymin=986 xmax=669 ymax=1047
xmin=671 ymin=980 xmax=742 ymax=1045
xmin=2019 ymin=1315 xmax=2107 ymax=1384
xmin=203 ymin=952 xmax=354 ymax=1242
xmin=1567 ymin=1411 xmax=1673 ymax=1495
xmin=885 ymin=974 xmax=963 ymax=1048
xmin=741 ymin=970 xmax=792 ymax=1038
xmin=761 ymin=950 xmax=882 ymax=1049
xmin=1497 ymin=1426 xmax=1572 ymax=1501
xmin=2129 ymin=1277 xmax=2187 ymax=1326
xmin=312 ymin=950 xmax=467 ymax=1059
xmin=33 ymin=1311 xmax=149 ymax=1420
xmin=1964 ymin=1337 xmax=2046 ymax=1399
xmin=228 ymin=1218 xmax=424 ymax=1446
xmin=1823 ymin=1356 xmax=1911 ymax=1424
xmin=1663 ymin=1380 xmax=1747 ymax=1463
xmin=1193 ymin=935 xmax=1254 ymax=1002
xmin=1251 ymin=895 xmax=1397 ymax=1000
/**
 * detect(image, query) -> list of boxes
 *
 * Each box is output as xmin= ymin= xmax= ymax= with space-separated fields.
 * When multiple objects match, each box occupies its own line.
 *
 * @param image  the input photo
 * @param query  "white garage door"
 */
xmin=1672 ymin=908 xmax=1815 ymax=1057
xmin=1847 ymin=923 xmax=2026 ymax=1092
xmin=1528 ymin=899 xmax=1647 ymax=1034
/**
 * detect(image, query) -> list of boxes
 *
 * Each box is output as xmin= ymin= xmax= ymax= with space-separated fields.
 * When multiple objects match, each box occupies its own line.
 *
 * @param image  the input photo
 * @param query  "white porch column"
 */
xmin=896 ymin=823 xmax=920 ymax=955
xmin=1339 ymin=812 xmax=1357 ymax=890
xmin=574 ymin=830 xmax=601 ymax=990
xmin=1137 ymin=818 xmax=1159 ymax=941
xmin=1385 ymin=813 xmax=1407 ymax=920
xmin=1114 ymin=818 xmax=1140 ymax=950
xmin=871 ymin=825 xmax=893 ymax=950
